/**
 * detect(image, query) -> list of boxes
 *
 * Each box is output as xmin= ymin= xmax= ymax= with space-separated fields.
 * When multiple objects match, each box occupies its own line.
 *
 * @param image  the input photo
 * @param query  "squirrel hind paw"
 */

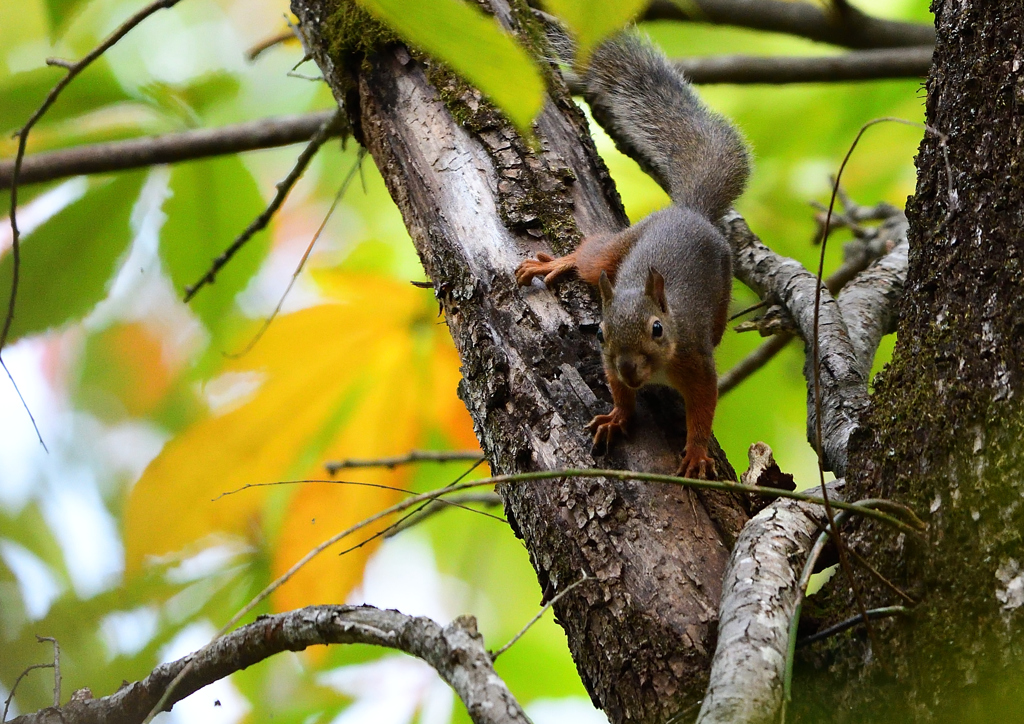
xmin=676 ymin=450 xmax=716 ymax=480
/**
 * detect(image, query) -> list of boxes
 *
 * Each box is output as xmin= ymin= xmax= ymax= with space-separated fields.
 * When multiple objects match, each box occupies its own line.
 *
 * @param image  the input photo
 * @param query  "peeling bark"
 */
xmin=697 ymin=481 xmax=844 ymax=724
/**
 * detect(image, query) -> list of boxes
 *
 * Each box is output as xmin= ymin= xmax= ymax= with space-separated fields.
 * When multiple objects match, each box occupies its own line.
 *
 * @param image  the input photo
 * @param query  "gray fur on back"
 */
xmin=616 ymin=205 xmax=732 ymax=349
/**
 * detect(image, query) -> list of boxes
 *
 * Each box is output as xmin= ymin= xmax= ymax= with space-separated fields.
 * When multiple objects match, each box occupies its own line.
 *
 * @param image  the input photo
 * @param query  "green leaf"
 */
xmin=0 ymin=60 xmax=133 ymax=135
xmin=159 ymin=155 xmax=268 ymax=352
xmin=545 ymin=0 xmax=647 ymax=58
xmin=43 ymin=0 xmax=91 ymax=38
xmin=0 ymin=172 xmax=146 ymax=342
xmin=356 ymin=0 xmax=544 ymax=137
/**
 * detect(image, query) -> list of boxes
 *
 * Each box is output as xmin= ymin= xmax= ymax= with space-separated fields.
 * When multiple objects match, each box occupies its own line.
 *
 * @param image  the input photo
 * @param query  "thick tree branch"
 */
xmin=291 ymin=3 xmax=752 ymax=719
xmin=675 ymin=46 xmax=932 ymax=85
xmin=719 ymin=206 xmax=907 ymax=395
xmin=837 ymin=235 xmax=909 ymax=380
xmin=0 ymin=112 xmax=339 ymax=190
xmin=696 ymin=479 xmax=844 ymax=724
xmin=9 ymin=605 xmax=527 ymax=724
xmin=723 ymin=212 xmax=867 ymax=475
xmin=644 ymin=0 xmax=935 ymax=50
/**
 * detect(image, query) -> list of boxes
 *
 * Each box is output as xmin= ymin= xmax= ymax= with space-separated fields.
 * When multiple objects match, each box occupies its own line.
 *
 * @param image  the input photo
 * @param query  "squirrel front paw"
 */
xmin=587 ymin=406 xmax=631 ymax=454
xmin=515 ymin=253 xmax=573 ymax=287
xmin=676 ymin=447 xmax=716 ymax=480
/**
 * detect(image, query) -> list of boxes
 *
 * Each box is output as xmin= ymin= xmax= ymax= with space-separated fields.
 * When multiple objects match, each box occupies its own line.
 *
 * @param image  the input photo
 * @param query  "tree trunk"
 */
xmin=290 ymin=1 xmax=748 ymax=721
xmin=798 ymin=2 xmax=1024 ymax=720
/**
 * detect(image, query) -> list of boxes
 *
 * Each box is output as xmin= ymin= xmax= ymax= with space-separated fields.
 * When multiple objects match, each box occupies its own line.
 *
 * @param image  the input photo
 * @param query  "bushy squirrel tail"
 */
xmin=583 ymin=33 xmax=750 ymax=221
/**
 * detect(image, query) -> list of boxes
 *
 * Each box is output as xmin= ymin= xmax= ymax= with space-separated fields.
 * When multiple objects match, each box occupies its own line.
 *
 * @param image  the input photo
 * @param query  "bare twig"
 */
xmin=383 ymin=491 xmax=504 ymax=538
xmin=718 ymin=333 xmax=793 ymax=395
xmin=3 ymin=665 xmax=54 ymax=722
xmin=182 ymin=108 xmax=345 ymax=302
xmin=9 ymin=606 xmax=529 ymax=724
xmin=796 ymin=606 xmax=911 ymax=648
xmin=143 ymin=466 xmax=920 ymax=723
xmin=245 ymin=30 xmax=297 ymax=61
xmin=490 ymin=573 xmax=592 ymax=660
xmin=1 ymin=356 xmax=46 ymax=451
xmin=3 ymin=0 xmax=184 ymax=356
xmin=0 ymin=112 xmax=340 ymax=190
xmin=846 ymin=545 xmax=917 ymax=606
xmin=325 ymin=449 xmax=485 ymax=475
xmin=808 ymin=118 xmax=949 ymax=670
xmin=226 ymin=147 xmax=366 ymax=358
xmin=35 ymin=637 xmax=60 ymax=708
xmin=673 ymin=46 xmax=932 ymax=85
xmin=643 ymin=0 xmax=935 ymax=49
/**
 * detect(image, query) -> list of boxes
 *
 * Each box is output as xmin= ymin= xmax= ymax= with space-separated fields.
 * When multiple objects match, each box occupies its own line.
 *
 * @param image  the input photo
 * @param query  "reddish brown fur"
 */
xmin=667 ymin=352 xmax=718 ymax=479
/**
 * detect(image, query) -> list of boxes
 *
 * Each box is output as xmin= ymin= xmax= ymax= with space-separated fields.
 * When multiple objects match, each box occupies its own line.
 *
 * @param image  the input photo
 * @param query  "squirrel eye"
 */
xmin=652 ymin=320 xmax=663 ymax=338
xmin=596 ymin=327 xmax=605 ymax=343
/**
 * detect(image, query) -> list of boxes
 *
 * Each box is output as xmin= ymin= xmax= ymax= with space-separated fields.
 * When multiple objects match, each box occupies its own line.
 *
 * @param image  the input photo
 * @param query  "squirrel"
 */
xmin=515 ymin=31 xmax=750 ymax=479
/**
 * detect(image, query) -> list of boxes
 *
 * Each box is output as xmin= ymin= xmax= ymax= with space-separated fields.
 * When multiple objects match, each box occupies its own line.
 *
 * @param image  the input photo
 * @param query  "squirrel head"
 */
xmin=597 ymin=268 xmax=675 ymax=389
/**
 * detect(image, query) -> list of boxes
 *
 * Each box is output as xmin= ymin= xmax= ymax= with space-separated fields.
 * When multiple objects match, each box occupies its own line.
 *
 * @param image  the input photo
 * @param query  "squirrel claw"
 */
xmin=587 ymin=407 xmax=630 ymax=455
xmin=676 ymin=448 xmax=716 ymax=480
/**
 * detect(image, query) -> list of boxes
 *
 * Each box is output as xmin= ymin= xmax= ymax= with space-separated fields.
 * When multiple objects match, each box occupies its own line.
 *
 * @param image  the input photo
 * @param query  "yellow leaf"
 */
xmin=124 ymin=273 xmax=480 ymax=612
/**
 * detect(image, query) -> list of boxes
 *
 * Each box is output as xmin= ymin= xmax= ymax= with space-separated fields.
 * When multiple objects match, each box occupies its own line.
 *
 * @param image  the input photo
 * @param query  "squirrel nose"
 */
xmin=618 ymin=358 xmax=644 ymax=389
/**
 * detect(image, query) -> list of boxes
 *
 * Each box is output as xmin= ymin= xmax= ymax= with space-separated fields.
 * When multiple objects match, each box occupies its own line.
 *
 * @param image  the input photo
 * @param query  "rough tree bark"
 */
xmin=290 ymin=2 xmax=749 ymax=721
xmin=794 ymin=2 xmax=1024 ymax=721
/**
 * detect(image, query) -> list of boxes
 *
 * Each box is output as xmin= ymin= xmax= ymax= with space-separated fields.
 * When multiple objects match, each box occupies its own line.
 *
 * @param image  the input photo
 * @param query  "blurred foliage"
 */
xmin=0 ymin=0 xmax=931 ymax=722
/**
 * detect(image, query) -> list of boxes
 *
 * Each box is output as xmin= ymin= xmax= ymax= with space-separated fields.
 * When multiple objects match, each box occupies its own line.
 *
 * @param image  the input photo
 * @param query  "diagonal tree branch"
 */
xmin=643 ymin=0 xmax=935 ymax=49
xmin=697 ymin=478 xmax=845 ymax=724
xmin=0 ymin=112 xmax=339 ymax=190
xmin=723 ymin=212 xmax=868 ymax=475
xmin=719 ymin=205 xmax=908 ymax=395
xmin=837 ymin=235 xmax=909 ymax=380
xmin=8 ymin=605 xmax=528 ymax=724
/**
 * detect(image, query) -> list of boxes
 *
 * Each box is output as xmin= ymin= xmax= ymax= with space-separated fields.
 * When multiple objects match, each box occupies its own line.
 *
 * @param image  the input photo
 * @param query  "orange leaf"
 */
xmin=124 ymin=273 xmax=479 ymax=611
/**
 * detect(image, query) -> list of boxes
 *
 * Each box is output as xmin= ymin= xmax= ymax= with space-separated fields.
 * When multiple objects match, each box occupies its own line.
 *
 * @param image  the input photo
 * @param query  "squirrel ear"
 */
xmin=646 ymin=267 xmax=668 ymax=312
xmin=598 ymin=270 xmax=614 ymax=305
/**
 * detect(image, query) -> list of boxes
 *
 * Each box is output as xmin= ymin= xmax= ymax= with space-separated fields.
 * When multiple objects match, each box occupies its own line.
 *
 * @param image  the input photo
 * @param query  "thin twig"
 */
xmin=718 ymin=333 xmax=793 ymax=394
xmin=846 ymin=546 xmax=917 ymax=605
xmin=3 ymin=0 xmax=184 ymax=355
xmin=0 ymin=112 xmax=340 ymax=190
xmin=182 ymin=108 xmax=345 ymax=302
xmin=383 ymin=492 xmax=504 ymax=537
xmin=214 ymin=477 xmax=504 ymax=525
xmin=326 ymin=449 xmax=485 ymax=475
xmin=672 ymin=46 xmax=932 ymax=85
xmin=490 ymin=573 xmax=592 ymax=660
xmin=35 ymin=637 xmax=60 ymax=708
xmin=809 ymin=119 xmax=950 ymax=665
xmin=783 ymin=510 xmax=851 ymax=718
xmin=246 ymin=30 xmax=296 ymax=61
xmin=142 ymin=466 xmax=922 ymax=722
xmin=227 ymin=148 xmax=366 ymax=358
xmin=796 ymin=606 xmax=911 ymax=648
xmin=2 ymin=664 xmax=54 ymax=722
xmin=1 ymin=356 xmax=46 ymax=451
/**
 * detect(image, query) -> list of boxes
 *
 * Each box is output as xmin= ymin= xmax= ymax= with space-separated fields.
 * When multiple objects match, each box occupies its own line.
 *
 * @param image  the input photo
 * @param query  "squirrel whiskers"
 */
xmin=516 ymin=31 xmax=750 ymax=479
